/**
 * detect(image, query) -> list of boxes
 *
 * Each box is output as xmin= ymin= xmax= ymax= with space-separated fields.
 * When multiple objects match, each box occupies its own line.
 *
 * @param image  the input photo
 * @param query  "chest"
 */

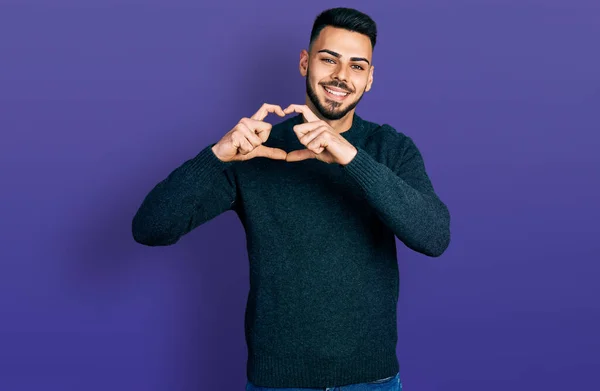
xmin=232 ymin=157 xmax=371 ymax=227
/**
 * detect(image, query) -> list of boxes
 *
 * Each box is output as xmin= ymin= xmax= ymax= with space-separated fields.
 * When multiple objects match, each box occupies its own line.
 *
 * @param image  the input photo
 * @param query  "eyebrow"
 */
xmin=317 ymin=49 xmax=370 ymax=66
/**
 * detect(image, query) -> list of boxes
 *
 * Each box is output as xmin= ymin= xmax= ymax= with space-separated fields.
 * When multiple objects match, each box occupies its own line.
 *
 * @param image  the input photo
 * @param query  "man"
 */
xmin=132 ymin=7 xmax=450 ymax=391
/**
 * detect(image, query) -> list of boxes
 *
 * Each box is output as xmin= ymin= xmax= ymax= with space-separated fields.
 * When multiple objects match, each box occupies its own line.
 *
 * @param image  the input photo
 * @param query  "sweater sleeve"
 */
xmin=342 ymin=127 xmax=451 ymax=257
xmin=132 ymin=143 xmax=238 ymax=246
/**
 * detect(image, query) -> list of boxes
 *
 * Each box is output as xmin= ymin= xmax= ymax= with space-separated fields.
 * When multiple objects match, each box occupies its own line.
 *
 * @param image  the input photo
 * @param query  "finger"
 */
xmin=286 ymin=149 xmax=316 ymax=162
xmin=237 ymin=123 xmax=263 ymax=147
xmin=283 ymin=104 xmax=320 ymax=122
xmin=241 ymin=117 xmax=273 ymax=142
xmin=307 ymin=133 xmax=329 ymax=154
xmin=233 ymin=133 xmax=254 ymax=155
xmin=295 ymin=122 xmax=326 ymax=138
xmin=248 ymin=145 xmax=288 ymax=160
xmin=251 ymin=104 xmax=286 ymax=121
xmin=299 ymin=126 xmax=326 ymax=146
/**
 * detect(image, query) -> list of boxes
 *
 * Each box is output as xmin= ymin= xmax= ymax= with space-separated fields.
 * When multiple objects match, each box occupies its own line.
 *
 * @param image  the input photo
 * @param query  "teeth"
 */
xmin=325 ymin=87 xmax=348 ymax=96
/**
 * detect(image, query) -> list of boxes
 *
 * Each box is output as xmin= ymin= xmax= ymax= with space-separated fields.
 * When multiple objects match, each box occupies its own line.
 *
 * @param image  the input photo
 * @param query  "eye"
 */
xmin=321 ymin=58 xmax=364 ymax=71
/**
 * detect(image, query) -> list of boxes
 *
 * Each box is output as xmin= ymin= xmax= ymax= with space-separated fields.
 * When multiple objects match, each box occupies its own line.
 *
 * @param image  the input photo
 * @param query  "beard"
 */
xmin=305 ymin=66 xmax=366 ymax=121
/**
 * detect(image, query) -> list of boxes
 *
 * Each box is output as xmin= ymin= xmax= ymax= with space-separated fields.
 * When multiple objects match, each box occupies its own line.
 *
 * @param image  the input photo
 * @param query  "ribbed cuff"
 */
xmin=184 ymin=143 xmax=235 ymax=177
xmin=341 ymin=147 xmax=382 ymax=192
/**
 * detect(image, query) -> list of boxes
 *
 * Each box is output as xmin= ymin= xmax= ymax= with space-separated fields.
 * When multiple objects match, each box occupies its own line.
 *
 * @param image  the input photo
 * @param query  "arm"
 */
xmin=131 ymin=144 xmax=238 ymax=246
xmin=342 ymin=127 xmax=451 ymax=257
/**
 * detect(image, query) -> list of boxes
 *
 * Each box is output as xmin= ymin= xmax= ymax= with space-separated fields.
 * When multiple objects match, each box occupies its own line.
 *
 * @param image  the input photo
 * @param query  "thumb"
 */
xmin=285 ymin=149 xmax=315 ymax=162
xmin=247 ymin=145 xmax=288 ymax=160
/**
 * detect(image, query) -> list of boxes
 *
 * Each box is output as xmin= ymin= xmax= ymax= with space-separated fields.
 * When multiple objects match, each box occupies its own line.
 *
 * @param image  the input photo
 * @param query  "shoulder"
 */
xmin=358 ymin=119 xmax=422 ymax=166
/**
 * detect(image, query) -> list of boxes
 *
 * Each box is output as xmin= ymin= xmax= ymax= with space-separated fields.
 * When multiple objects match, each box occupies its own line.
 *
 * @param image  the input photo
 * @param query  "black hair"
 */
xmin=308 ymin=7 xmax=377 ymax=52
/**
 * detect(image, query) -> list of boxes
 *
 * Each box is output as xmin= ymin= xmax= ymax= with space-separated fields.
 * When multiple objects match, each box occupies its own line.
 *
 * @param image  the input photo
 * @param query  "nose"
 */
xmin=332 ymin=64 xmax=349 ymax=82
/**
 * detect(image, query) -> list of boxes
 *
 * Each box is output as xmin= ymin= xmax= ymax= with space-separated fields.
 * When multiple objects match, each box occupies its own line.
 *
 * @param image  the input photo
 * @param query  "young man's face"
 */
xmin=300 ymin=26 xmax=374 ymax=121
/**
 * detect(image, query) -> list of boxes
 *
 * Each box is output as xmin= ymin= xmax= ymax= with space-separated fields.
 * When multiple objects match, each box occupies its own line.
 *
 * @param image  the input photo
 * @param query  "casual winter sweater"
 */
xmin=131 ymin=112 xmax=451 ymax=388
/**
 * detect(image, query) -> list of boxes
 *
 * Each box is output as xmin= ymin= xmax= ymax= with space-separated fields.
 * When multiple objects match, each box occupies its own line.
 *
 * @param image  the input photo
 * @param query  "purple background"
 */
xmin=1 ymin=0 xmax=598 ymax=390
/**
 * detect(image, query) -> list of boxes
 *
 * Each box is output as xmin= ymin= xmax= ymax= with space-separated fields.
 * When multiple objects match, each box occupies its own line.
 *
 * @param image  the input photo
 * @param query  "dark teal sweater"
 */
xmin=132 ymin=113 xmax=450 ymax=388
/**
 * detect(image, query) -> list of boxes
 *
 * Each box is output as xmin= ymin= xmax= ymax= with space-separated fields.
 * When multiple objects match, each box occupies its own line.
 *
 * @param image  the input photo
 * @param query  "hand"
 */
xmin=212 ymin=103 xmax=288 ymax=162
xmin=283 ymin=104 xmax=358 ymax=165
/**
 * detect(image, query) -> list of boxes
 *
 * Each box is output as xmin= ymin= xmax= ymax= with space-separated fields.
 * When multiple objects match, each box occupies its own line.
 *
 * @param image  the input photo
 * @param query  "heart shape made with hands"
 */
xmin=249 ymin=102 xmax=357 ymax=165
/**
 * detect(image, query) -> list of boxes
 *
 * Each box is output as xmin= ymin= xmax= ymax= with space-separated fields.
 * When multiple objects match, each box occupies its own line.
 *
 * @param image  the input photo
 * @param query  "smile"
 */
xmin=323 ymin=85 xmax=350 ymax=100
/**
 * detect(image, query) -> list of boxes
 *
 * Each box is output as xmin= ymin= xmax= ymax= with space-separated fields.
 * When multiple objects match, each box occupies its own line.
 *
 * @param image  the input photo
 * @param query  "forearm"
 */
xmin=343 ymin=148 xmax=450 ymax=257
xmin=132 ymin=144 xmax=237 ymax=246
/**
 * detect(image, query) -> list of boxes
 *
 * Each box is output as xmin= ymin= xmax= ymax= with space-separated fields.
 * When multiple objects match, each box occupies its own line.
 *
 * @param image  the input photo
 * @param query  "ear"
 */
xmin=299 ymin=49 xmax=309 ymax=77
xmin=365 ymin=65 xmax=374 ymax=92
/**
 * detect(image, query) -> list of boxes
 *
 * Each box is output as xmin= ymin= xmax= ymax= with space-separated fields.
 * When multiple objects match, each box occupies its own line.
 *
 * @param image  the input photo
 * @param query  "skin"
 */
xmin=297 ymin=25 xmax=374 ymax=134
xmin=213 ymin=25 xmax=374 ymax=166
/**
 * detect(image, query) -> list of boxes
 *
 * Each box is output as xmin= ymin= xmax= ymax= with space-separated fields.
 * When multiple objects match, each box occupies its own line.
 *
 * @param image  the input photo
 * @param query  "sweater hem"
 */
xmin=247 ymin=349 xmax=399 ymax=388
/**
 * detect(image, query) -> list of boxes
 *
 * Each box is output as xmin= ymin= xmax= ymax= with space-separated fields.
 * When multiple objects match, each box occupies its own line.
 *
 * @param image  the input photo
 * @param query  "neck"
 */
xmin=304 ymin=96 xmax=355 ymax=134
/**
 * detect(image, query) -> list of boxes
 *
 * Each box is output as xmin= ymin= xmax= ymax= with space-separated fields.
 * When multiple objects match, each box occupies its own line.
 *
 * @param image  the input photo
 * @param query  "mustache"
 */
xmin=321 ymin=82 xmax=352 ymax=93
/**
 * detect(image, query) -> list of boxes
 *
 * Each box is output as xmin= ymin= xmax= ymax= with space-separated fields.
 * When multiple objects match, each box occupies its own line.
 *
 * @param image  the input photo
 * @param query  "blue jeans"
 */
xmin=246 ymin=372 xmax=401 ymax=391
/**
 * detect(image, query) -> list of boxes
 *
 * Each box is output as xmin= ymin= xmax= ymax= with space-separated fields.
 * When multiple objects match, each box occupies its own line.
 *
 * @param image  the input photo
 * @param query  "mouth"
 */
xmin=322 ymin=85 xmax=351 ymax=101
